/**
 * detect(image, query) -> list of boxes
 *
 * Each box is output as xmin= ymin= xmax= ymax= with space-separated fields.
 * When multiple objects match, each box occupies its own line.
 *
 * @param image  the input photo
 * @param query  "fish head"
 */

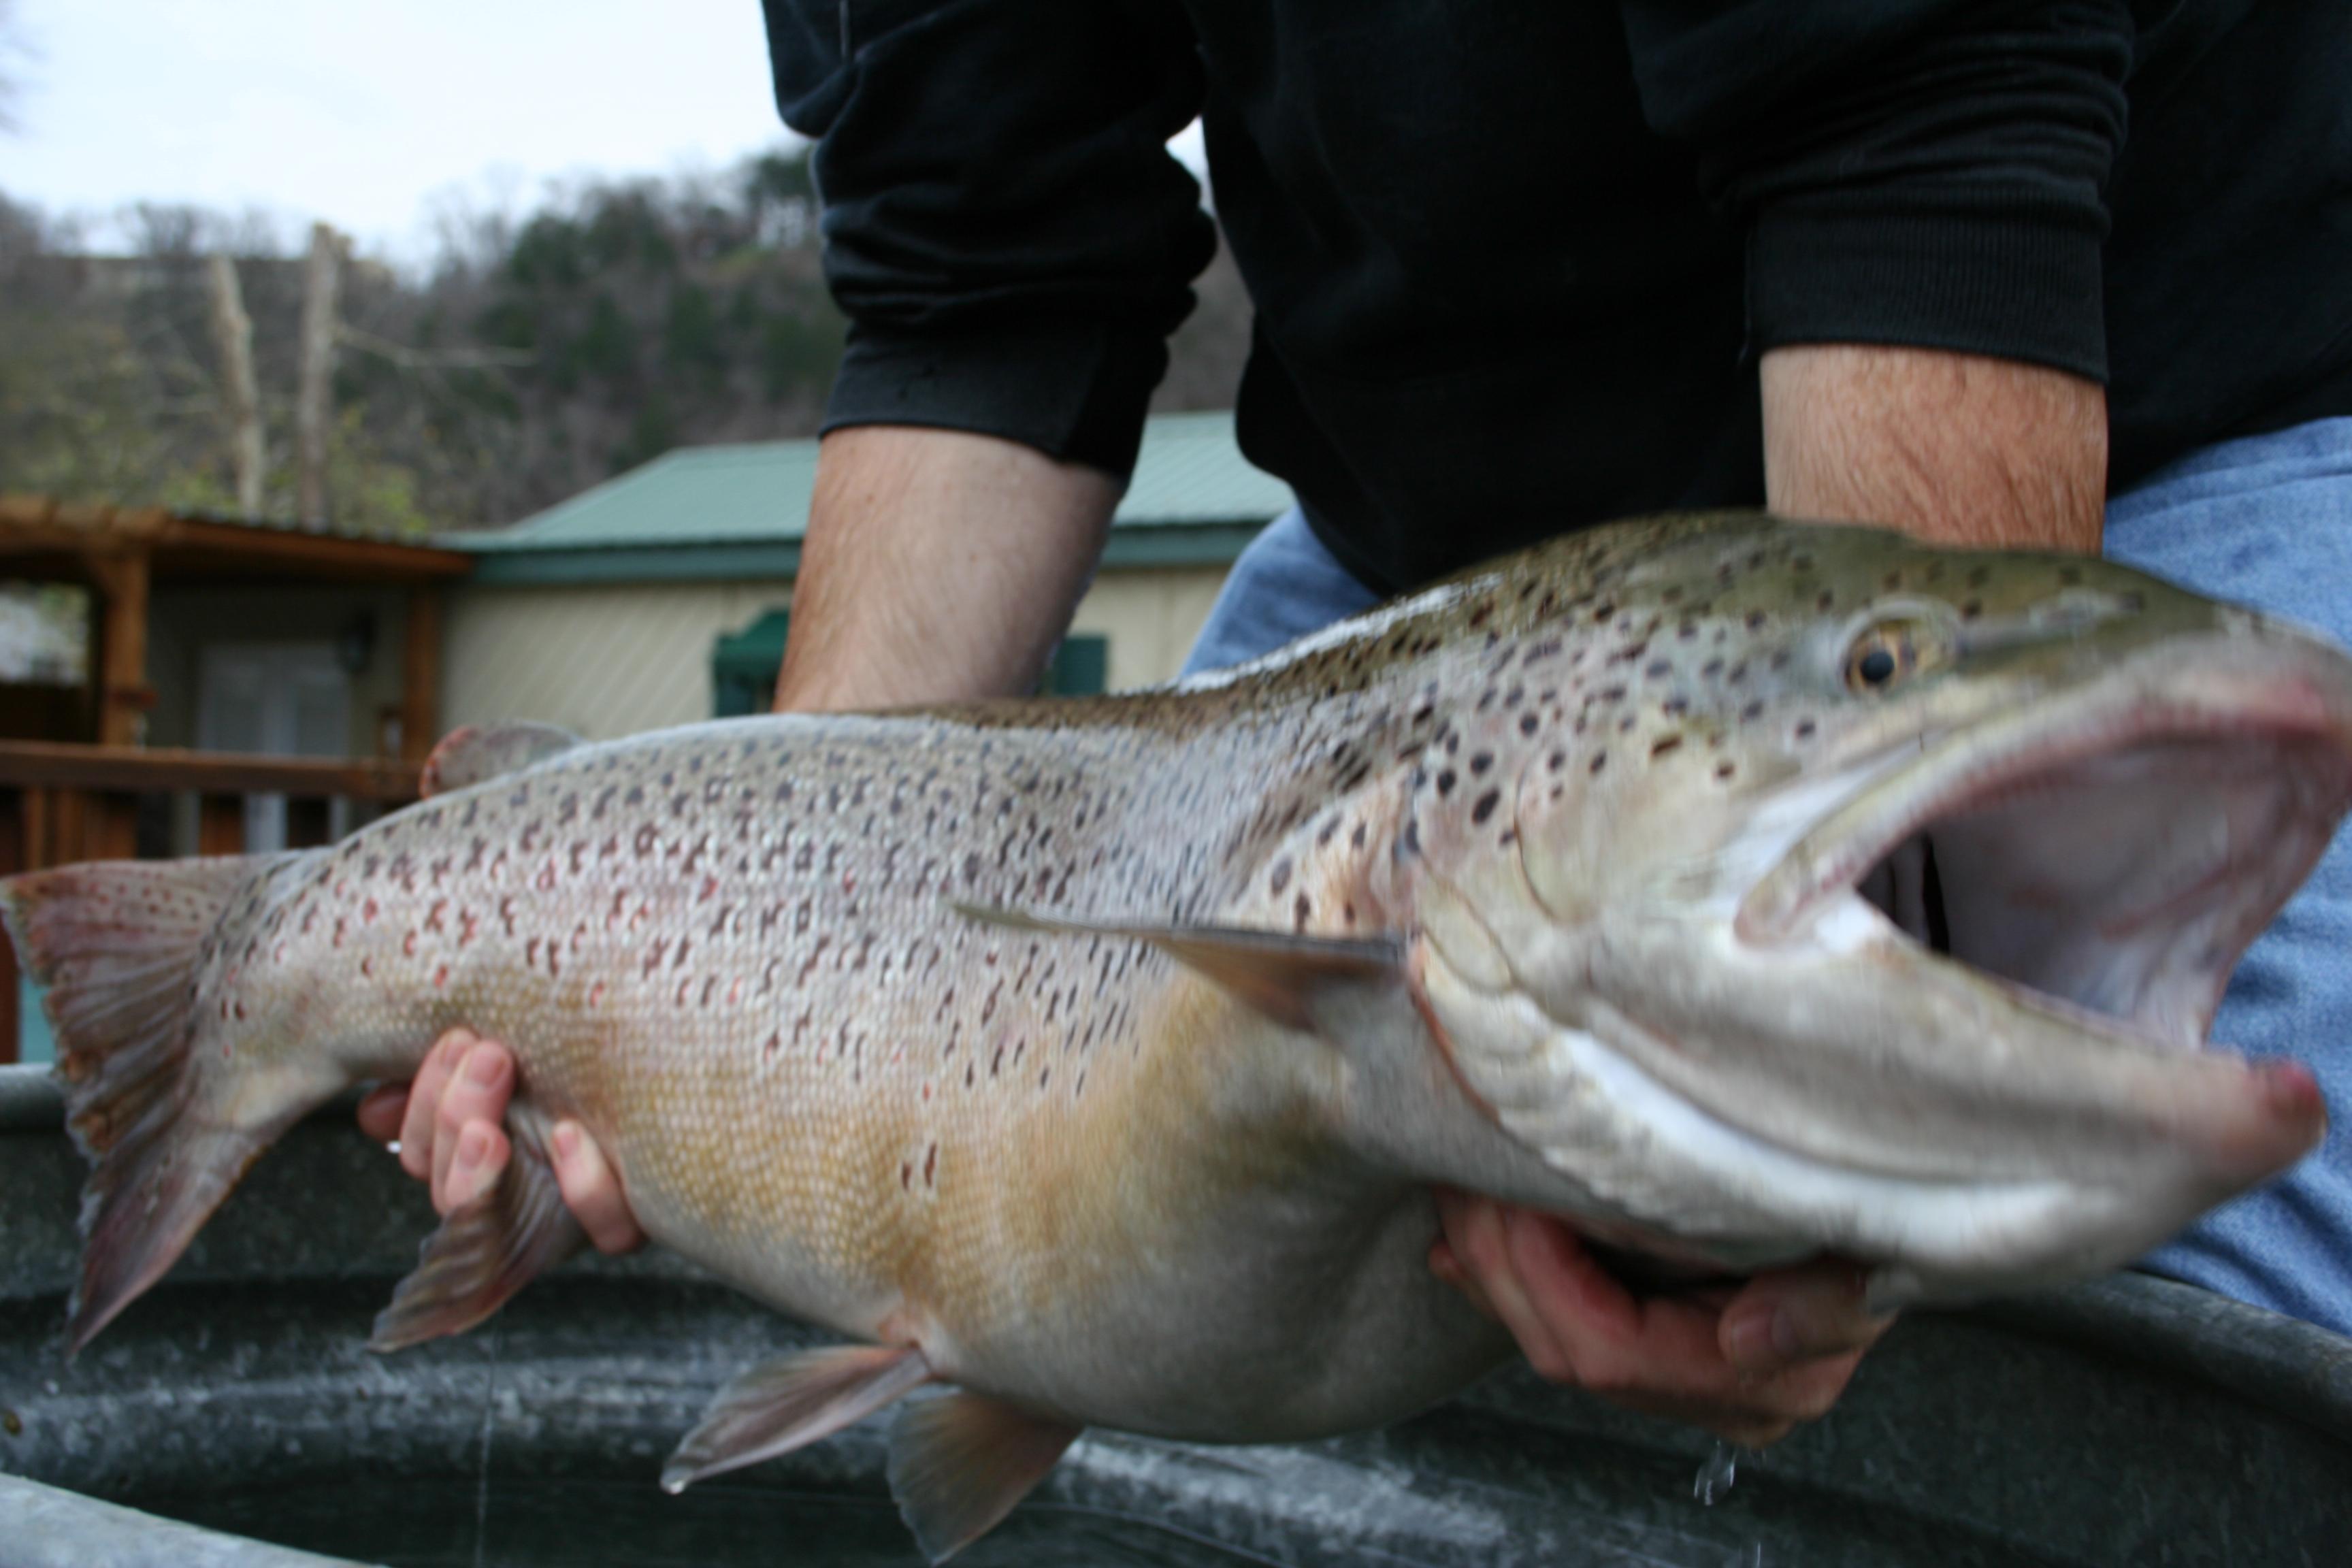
xmin=1382 ymin=516 xmax=2352 ymax=1301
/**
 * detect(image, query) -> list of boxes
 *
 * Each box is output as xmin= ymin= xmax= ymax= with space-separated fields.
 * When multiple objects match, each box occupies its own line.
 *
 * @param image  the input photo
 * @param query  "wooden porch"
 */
xmin=0 ymin=497 xmax=475 ymax=1063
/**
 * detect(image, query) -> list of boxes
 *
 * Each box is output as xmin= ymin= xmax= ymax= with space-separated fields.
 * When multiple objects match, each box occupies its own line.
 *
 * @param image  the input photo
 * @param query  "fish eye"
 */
xmin=1842 ymin=620 xmax=1938 ymax=692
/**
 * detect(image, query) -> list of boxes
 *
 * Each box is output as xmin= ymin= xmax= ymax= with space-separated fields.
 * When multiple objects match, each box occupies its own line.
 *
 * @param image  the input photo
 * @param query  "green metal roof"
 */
xmin=448 ymin=412 xmax=1288 ymax=585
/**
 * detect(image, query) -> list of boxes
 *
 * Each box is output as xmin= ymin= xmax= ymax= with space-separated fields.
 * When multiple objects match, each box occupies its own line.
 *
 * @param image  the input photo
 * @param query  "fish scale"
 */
xmin=10 ymin=511 xmax=2349 ymax=1563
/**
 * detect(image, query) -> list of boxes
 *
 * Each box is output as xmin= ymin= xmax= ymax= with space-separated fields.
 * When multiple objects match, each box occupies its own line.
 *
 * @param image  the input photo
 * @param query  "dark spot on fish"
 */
xmin=1795 ymin=718 xmax=1818 ymax=740
xmin=1294 ymin=893 xmax=1312 ymax=930
xmin=1961 ymin=600 xmax=1983 ymax=621
xmin=1746 ymin=611 xmax=1767 ymax=631
xmin=1548 ymin=750 xmax=1567 ymax=772
xmin=1519 ymin=713 xmax=1540 ymax=735
xmin=1437 ymin=769 xmax=1457 ymax=796
xmin=1651 ymin=735 xmax=1684 ymax=759
xmin=1471 ymin=789 xmax=1502 ymax=825
xmin=1270 ymin=858 xmax=1293 ymax=894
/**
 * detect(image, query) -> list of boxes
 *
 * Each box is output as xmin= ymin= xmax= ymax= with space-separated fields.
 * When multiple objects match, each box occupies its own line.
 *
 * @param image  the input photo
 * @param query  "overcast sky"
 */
xmin=1 ymin=1 xmax=798 ymax=261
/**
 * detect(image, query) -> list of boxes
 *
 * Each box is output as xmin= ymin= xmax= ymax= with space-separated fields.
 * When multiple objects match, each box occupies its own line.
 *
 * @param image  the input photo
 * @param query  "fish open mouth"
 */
xmin=1740 ymin=661 xmax=2352 ymax=1054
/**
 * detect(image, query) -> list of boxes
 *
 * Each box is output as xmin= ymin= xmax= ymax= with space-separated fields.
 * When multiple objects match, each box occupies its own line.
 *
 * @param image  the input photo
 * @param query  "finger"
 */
xmin=1720 ymin=1260 xmax=1893 ymax=1377
xmin=356 ymin=1084 xmax=408 ymax=1145
xmin=1426 ymin=1237 xmax=1499 ymax=1322
xmin=432 ymin=1042 xmax=513 ymax=1210
xmin=442 ymin=1120 xmax=508 ymax=1213
xmin=1499 ymin=1209 xmax=1735 ymax=1399
xmin=1437 ymin=1192 xmax=1572 ymax=1382
xmin=397 ymin=1028 xmax=476 ymax=1179
xmin=551 ymin=1120 xmax=647 ymax=1255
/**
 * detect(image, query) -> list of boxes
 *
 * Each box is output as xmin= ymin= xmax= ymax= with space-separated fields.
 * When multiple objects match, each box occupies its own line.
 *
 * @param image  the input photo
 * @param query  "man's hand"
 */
xmin=357 ymin=1029 xmax=644 ymax=1254
xmin=1429 ymin=1190 xmax=1890 ymax=1447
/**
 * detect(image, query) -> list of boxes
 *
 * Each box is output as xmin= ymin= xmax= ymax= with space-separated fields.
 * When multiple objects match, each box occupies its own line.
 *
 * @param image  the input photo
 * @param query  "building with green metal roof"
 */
xmin=452 ymin=410 xmax=1288 ymax=585
xmin=438 ymin=412 xmax=1287 ymax=738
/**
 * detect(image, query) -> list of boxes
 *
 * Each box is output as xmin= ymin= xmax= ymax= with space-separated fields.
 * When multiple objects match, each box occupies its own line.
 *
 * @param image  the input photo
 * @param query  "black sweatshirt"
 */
xmin=763 ymin=0 xmax=2352 ymax=595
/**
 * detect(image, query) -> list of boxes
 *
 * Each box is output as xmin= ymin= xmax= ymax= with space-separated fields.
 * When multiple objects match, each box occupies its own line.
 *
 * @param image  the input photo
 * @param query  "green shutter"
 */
xmin=711 ymin=608 xmax=790 ymax=717
xmin=1047 ymin=635 xmax=1109 ymax=696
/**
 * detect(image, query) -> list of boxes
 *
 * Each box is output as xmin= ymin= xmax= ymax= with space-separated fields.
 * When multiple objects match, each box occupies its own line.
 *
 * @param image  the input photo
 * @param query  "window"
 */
xmin=710 ymin=611 xmax=1109 ymax=715
xmin=1044 ymin=635 xmax=1109 ymax=696
xmin=196 ymin=643 xmax=353 ymax=850
xmin=711 ymin=608 xmax=789 ymax=717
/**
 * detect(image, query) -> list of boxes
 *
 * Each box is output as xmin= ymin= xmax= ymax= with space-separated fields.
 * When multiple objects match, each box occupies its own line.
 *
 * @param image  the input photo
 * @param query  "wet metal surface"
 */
xmin=4 ymin=1066 xmax=2349 ymax=1566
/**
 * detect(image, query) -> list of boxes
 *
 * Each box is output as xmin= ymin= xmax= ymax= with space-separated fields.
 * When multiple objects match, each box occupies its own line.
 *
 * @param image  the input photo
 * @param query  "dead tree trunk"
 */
xmin=295 ymin=223 xmax=346 ymax=524
xmin=204 ymin=255 xmax=264 ymax=517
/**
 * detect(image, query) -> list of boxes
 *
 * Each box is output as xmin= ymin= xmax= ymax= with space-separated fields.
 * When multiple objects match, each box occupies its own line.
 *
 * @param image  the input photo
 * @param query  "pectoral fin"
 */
xmin=662 ymin=1343 xmax=934 ymax=1493
xmin=368 ymin=1112 xmax=584 ymax=1352
xmin=952 ymin=902 xmax=1400 ymax=1032
xmin=887 ymin=1391 xmax=1081 ymax=1565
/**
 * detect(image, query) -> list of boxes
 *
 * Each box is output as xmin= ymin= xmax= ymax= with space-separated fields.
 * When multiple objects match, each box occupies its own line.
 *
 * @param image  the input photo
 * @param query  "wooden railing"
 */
xmin=0 ymin=741 xmax=420 ymax=1063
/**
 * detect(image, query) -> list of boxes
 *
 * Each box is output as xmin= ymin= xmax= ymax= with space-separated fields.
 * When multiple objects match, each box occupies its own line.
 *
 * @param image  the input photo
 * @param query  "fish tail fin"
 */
xmin=0 ymin=853 xmax=336 ymax=1354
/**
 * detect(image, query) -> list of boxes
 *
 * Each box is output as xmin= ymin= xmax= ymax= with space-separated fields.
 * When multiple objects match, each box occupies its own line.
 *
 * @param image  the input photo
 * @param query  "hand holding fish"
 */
xmin=357 ymin=1030 xmax=643 ymax=1255
xmin=1428 ymin=1190 xmax=1886 ymax=1446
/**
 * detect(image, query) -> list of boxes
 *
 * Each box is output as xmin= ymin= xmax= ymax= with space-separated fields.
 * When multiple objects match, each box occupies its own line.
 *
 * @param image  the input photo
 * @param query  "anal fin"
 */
xmin=662 ymin=1343 xmax=932 ymax=1492
xmin=368 ymin=1113 xmax=584 ymax=1352
xmin=887 ymin=1391 xmax=1082 ymax=1565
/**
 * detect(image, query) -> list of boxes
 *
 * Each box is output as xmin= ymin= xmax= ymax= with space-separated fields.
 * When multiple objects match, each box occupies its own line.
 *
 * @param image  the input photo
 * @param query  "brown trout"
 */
xmin=7 ymin=512 xmax=2347 ymax=1561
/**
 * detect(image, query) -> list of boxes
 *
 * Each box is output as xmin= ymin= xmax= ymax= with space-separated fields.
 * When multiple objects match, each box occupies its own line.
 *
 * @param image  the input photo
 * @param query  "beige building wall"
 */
xmin=442 ymin=566 xmax=1230 ymax=742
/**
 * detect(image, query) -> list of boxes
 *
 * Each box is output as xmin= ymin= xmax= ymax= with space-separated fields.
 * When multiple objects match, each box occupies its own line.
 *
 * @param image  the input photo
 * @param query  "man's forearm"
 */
xmin=774 ymin=425 xmax=1122 ymax=713
xmin=1760 ymin=344 xmax=2107 ymax=554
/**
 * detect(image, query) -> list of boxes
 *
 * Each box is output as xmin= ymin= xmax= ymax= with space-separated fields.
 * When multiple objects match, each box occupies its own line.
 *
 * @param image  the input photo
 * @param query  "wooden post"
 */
xmin=198 ymin=794 xmax=245 ymax=855
xmin=295 ymin=223 xmax=346 ymax=524
xmin=206 ymin=255 xmax=265 ymax=517
xmin=401 ymin=587 xmax=441 ymax=766
xmin=86 ymin=549 xmax=152 ymax=748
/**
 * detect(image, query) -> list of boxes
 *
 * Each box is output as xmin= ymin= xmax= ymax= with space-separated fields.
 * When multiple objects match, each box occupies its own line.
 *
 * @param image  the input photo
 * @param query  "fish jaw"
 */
xmin=1396 ymin=619 xmax=2352 ymax=1302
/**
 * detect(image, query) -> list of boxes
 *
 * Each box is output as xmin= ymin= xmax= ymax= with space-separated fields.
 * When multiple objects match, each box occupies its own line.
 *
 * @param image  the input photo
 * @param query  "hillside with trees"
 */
xmin=0 ymin=148 xmax=1250 ymax=533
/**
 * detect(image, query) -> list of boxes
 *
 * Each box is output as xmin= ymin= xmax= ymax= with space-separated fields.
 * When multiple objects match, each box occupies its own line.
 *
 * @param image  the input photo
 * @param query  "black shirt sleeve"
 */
xmin=763 ymin=0 xmax=1216 ymax=476
xmin=1619 ymin=0 xmax=2136 ymax=382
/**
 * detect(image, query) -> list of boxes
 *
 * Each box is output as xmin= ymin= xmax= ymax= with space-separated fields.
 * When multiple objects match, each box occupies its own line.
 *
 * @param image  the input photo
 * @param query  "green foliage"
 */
xmin=0 ymin=148 xmax=858 ymax=528
xmin=0 ymin=142 xmax=1249 ymax=529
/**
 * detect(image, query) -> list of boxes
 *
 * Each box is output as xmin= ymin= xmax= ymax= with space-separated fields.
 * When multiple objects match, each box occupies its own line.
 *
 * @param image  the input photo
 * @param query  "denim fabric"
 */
xmin=2106 ymin=417 xmax=2352 ymax=1337
xmin=1180 ymin=508 xmax=1382 ymax=679
xmin=1186 ymin=421 xmax=2352 ymax=1336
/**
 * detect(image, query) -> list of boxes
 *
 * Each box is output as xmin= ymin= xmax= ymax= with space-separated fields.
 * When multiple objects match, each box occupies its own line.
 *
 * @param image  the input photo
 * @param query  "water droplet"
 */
xmin=1693 ymin=1440 xmax=1740 ymax=1505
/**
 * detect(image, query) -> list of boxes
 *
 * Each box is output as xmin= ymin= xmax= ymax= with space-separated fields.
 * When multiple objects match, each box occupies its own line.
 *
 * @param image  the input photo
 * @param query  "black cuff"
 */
xmin=821 ymin=319 xmax=1168 ymax=478
xmin=1746 ymin=195 xmax=2108 ymax=384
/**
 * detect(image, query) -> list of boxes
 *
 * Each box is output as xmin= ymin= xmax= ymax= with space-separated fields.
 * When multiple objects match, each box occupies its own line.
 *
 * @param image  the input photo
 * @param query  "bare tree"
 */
xmin=205 ymin=255 xmax=265 ymax=515
xmin=294 ymin=223 xmax=346 ymax=522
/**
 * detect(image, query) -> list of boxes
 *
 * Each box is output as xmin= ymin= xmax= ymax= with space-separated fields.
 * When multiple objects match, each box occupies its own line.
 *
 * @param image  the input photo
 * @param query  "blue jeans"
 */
xmin=2106 ymin=419 xmax=2352 ymax=1336
xmin=1188 ymin=421 xmax=2352 ymax=1337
